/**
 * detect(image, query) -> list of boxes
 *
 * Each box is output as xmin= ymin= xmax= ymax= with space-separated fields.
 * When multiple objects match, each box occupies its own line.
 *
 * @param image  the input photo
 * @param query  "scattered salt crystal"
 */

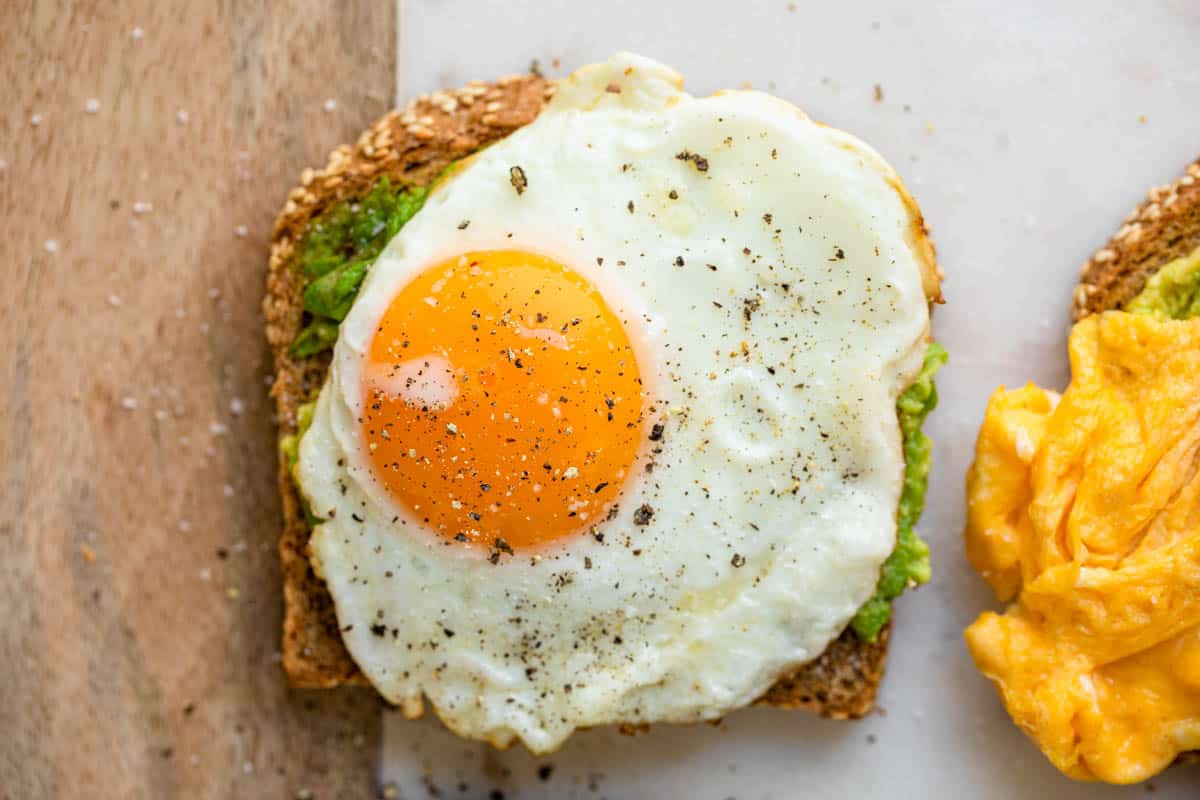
xmin=43 ymin=239 xmax=58 ymax=253
xmin=132 ymin=200 xmax=152 ymax=215
xmin=30 ymin=113 xmax=43 ymax=126
xmin=231 ymin=541 xmax=247 ymax=554
xmin=130 ymin=26 xmax=143 ymax=40
xmin=229 ymin=397 xmax=244 ymax=415
xmin=199 ymin=567 xmax=211 ymax=582
xmin=223 ymin=484 xmax=235 ymax=497
xmin=0 ymin=158 xmax=7 ymax=170
xmin=108 ymin=294 xmax=122 ymax=307
xmin=121 ymin=396 xmax=137 ymax=410
xmin=209 ymin=422 xmax=228 ymax=436
xmin=176 ymin=109 xmax=189 ymax=124
xmin=242 ymin=761 xmax=254 ymax=775
xmin=84 ymin=98 xmax=100 ymax=114
xmin=155 ymin=409 xmax=168 ymax=421
xmin=207 ymin=287 xmax=220 ymax=299
xmin=234 ymin=225 xmax=247 ymax=237
xmin=178 ymin=519 xmax=191 ymax=533
xmin=323 ymin=98 xmax=337 ymax=112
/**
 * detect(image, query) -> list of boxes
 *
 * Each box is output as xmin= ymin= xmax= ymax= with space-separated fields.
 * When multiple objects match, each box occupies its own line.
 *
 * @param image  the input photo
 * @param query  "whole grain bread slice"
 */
xmin=264 ymin=73 xmax=925 ymax=720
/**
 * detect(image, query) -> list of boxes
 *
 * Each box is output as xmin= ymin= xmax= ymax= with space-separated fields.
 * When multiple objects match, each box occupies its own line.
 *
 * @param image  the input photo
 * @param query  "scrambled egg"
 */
xmin=965 ymin=310 xmax=1200 ymax=784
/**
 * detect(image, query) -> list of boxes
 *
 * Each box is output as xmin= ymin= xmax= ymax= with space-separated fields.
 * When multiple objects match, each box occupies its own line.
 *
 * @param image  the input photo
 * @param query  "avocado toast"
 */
xmin=263 ymin=72 xmax=946 ymax=719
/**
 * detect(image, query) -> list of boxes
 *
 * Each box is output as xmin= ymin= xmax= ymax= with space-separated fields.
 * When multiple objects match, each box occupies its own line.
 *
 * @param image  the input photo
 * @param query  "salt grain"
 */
xmin=178 ymin=519 xmax=191 ymax=533
xmin=223 ymin=484 xmax=235 ymax=497
xmin=84 ymin=98 xmax=100 ymax=114
xmin=108 ymin=294 xmax=122 ymax=307
xmin=209 ymin=422 xmax=228 ymax=436
xmin=155 ymin=409 xmax=168 ymax=421
xmin=234 ymin=225 xmax=248 ymax=237
xmin=121 ymin=396 xmax=138 ymax=410
xmin=323 ymin=98 xmax=337 ymax=112
xmin=242 ymin=761 xmax=254 ymax=775
xmin=131 ymin=26 xmax=144 ymax=40
xmin=207 ymin=287 xmax=221 ymax=299
xmin=0 ymin=158 xmax=8 ymax=170
xmin=229 ymin=397 xmax=245 ymax=415
xmin=132 ymin=200 xmax=153 ymax=215
xmin=176 ymin=109 xmax=189 ymax=124
xmin=43 ymin=239 xmax=59 ymax=253
xmin=199 ymin=567 xmax=211 ymax=582
xmin=30 ymin=113 xmax=43 ymax=126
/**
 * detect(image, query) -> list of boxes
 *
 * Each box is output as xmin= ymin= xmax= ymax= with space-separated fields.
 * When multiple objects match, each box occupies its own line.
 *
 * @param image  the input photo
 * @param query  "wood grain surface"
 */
xmin=0 ymin=2 xmax=395 ymax=797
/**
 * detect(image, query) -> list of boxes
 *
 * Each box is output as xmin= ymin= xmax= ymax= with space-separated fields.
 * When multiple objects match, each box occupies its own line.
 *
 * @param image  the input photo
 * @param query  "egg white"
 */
xmin=298 ymin=53 xmax=930 ymax=753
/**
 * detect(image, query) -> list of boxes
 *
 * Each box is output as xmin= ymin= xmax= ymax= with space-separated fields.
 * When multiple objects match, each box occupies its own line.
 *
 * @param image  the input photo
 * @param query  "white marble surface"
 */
xmin=384 ymin=2 xmax=1200 ymax=796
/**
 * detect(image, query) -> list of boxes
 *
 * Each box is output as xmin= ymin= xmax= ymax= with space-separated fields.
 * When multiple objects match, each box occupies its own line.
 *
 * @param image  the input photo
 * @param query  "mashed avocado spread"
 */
xmin=285 ymin=174 xmax=946 ymax=642
xmin=851 ymin=343 xmax=946 ymax=641
xmin=1124 ymin=247 xmax=1200 ymax=320
xmin=290 ymin=177 xmax=430 ymax=357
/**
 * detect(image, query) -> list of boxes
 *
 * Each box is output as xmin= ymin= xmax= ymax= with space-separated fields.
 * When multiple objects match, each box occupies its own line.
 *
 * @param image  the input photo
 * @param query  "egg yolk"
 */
xmin=361 ymin=250 xmax=646 ymax=552
xmin=964 ymin=311 xmax=1200 ymax=784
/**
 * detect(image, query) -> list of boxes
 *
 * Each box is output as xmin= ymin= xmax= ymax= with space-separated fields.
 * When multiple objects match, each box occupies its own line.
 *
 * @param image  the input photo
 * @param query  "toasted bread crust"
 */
xmin=1073 ymin=158 xmax=1200 ymax=320
xmin=265 ymin=75 xmax=920 ymax=721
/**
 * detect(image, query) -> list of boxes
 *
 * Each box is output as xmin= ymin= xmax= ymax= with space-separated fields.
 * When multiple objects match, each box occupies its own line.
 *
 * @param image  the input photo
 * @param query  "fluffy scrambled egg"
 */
xmin=965 ymin=310 xmax=1200 ymax=784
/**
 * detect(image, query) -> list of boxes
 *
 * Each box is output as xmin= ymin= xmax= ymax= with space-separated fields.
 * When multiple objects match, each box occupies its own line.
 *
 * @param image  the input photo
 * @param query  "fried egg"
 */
xmin=297 ymin=53 xmax=932 ymax=752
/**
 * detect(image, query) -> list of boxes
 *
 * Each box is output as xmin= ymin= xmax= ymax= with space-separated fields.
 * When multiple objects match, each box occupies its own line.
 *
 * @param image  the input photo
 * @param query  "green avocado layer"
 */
xmin=290 ymin=177 xmax=431 ymax=357
xmin=850 ymin=342 xmax=946 ymax=641
xmin=284 ymin=173 xmax=946 ymax=643
xmin=1124 ymin=247 xmax=1200 ymax=320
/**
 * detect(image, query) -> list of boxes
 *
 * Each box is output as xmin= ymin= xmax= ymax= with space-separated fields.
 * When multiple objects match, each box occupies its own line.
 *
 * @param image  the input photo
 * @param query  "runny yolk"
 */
xmin=361 ymin=250 xmax=646 ymax=552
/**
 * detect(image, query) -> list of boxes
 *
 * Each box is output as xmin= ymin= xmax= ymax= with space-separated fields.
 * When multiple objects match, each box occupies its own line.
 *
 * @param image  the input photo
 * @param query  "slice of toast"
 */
xmin=264 ymin=74 xmax=909 ymax=719
xmin=1072 ymin=158 xmax=1200 ymax=766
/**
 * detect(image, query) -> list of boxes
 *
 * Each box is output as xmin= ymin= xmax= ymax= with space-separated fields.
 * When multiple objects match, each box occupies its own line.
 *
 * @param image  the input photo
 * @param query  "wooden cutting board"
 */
xmin=1 ymin=2 xmax=396 ymax=796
